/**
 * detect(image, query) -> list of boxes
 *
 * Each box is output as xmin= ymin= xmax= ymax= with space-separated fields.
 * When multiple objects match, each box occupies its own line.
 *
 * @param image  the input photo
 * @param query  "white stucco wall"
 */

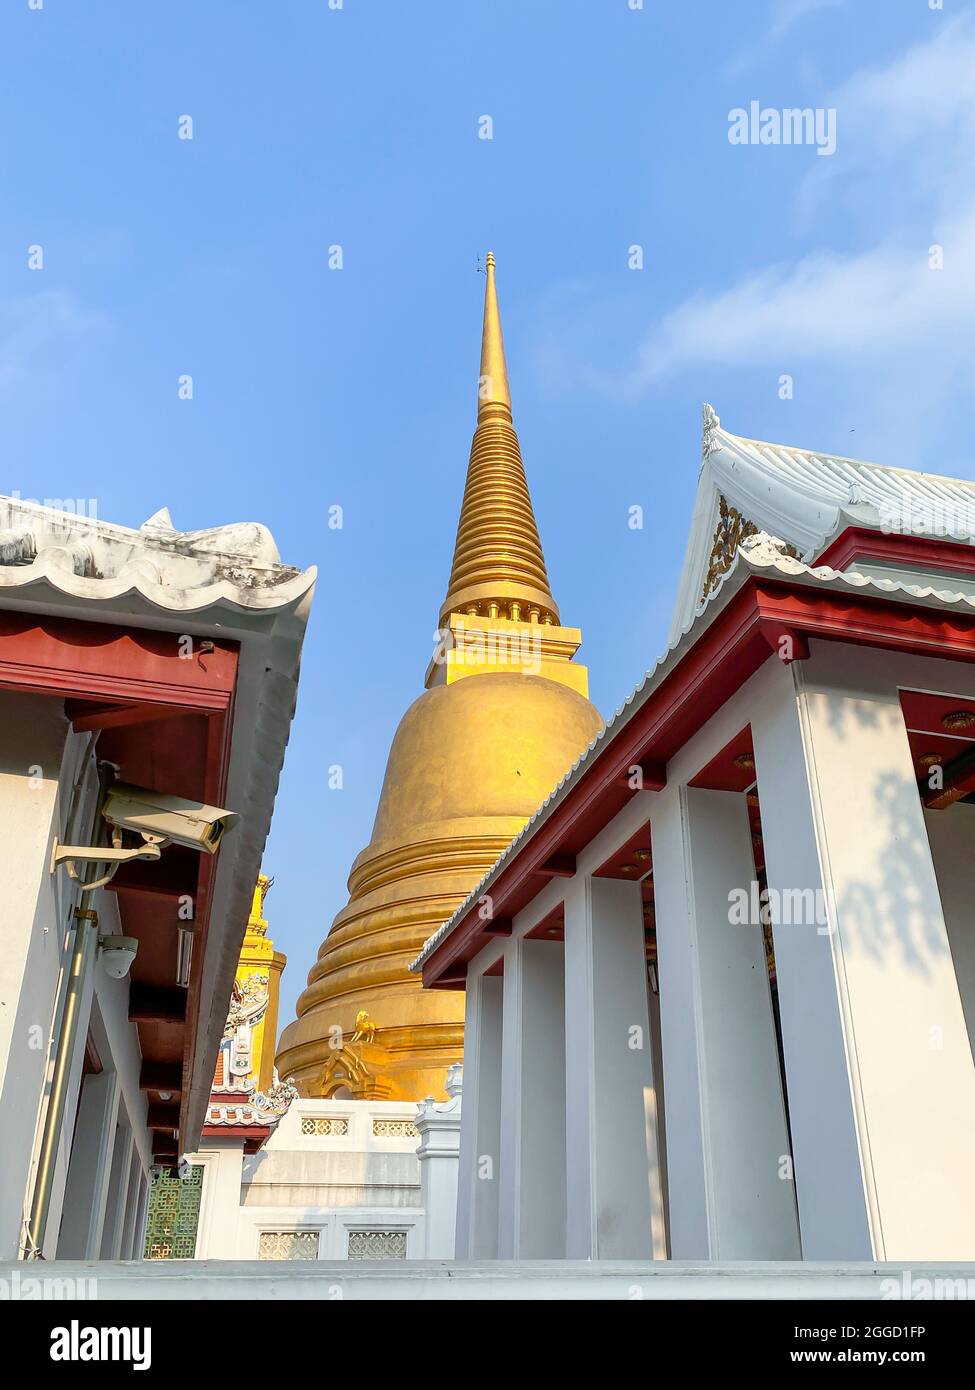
xmin=0 ymin=690 xmax=151 ymax=1260
xmin=0 ymin=693 xmax=75 ymax=1259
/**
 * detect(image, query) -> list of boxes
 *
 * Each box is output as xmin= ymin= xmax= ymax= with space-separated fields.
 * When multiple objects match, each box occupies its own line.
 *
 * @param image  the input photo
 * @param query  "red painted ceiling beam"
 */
xmin=128 ymin=985 xmax=187 ymax=1025
xmin=480 ymin=918 xmax=512 ymax=936
xmin=139 ymin=1060 xmax=183 ymax=1094
xmin=107 ymin=843 xmax=200 ymax=899
xmin=617 ymin=759 xmax=667 ymax=791
xmin=537 ymin=853 xmax=576 ymax=878
xmin=922 ymin=744 xmax=975 ymax=811
xmin=66 ymin=699 xmax=218 ymax=733
xmin=146 ymin=1104 xmax=181 ymax=1132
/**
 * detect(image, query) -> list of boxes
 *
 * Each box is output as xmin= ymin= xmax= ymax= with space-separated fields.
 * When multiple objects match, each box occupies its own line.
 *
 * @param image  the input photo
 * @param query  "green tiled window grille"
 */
xmin=143 ymin=1164 xmax=204 ymax=1259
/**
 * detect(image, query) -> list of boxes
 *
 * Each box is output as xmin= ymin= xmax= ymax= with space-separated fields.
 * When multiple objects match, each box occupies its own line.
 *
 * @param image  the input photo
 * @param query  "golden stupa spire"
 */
xmin=477 ymin=252 xmax=512 ymax=422
xmin=439 ymin=252 xmax=559 ymax=626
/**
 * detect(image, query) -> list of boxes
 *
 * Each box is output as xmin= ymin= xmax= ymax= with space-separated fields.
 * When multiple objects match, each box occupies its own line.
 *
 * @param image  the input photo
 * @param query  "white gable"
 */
xmin=668 ymin=406 xmax=975 ymax=643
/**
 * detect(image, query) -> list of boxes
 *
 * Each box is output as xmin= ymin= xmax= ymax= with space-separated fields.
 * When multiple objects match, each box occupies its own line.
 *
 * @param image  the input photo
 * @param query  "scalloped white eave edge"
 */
xmin=409 ymin=544 xmax=975 ymax=973
xmin=0 ymin=551 xmax=318 ymax=614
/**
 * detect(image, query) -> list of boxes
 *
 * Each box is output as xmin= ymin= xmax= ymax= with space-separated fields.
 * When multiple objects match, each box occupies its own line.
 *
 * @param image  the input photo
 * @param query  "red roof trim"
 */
xmin=815 ymin=526 xmax=975 ymax=576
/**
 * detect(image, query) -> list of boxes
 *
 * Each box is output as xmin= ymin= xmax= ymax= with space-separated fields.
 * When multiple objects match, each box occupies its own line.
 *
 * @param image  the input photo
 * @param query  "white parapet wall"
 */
xmin=186 ymin=1082 xmax=462 ymax=1262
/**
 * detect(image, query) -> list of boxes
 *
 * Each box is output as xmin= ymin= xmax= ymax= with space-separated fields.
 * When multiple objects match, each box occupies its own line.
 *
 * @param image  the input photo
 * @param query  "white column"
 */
xmin=131 ymin=1172 xmax=149 ymax=1259
xmin=455 ymin=972 xmax=503 ymax=1259
xmin=650 ymin=787 xmax=710 ymax=1257
xmin=415 ymin=1063 xmax=462 ymax=1258
xmin=754 ymin=662 xmax=872 ymax=1258
xmin=564 ymin=874 xmax=661 ymax=1258
xmin=646 ymin=973 xmax=670 ymax=1254
xmin=56 ymin=1066 xmax=122 ymax=1257
xmin=652 ymin=784 xmax=800 ymax=1259
xmin=194 ymin=1142 xmax=245 ymax=1258
xmin=0 ymin=695 xmax=72 ymax=1260
xmin=118 ymin=1143 xmax=146 ymax=1261
xmin=99 ymin=1122 xmax=134 ymax=1258
xmin=498 ymin=938 xmax=566 ymax=1258
xmin=754 ymin=649 xmax=975 ymax=1260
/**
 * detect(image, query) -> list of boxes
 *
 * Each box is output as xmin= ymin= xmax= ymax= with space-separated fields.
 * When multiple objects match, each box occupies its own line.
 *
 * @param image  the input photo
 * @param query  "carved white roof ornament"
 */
xmin=416 ymin=1065 xmax=463 ymax=1128
xmin=0 ymin=492 xmax=309 ymax=606
xmin=253 ymin=1074 xmax=300 ymax=1117
xmin=737 ymin=531 xmax=805 ymax=571
xmin=140 ymin=506 xmax=176 ymax=533
xmin=702 ymin=403 xmax=721 ymax=461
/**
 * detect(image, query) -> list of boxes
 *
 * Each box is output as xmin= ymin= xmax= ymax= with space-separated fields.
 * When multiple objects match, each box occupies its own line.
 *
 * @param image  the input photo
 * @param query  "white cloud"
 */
xmin=627 ymin=15 xmax=975 ymax=388
xmin=797 ymin=11 xmax=975 ymax=219
xmin=628 ymin=214 xmax=973 ymax=383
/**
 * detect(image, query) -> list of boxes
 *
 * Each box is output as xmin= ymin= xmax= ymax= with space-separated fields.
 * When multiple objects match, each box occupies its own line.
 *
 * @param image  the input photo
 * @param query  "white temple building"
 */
xmin=0 ymin=495 xmax=313 ymax=1264
xmin=413 ymin=407 xmax=975 ymax=1267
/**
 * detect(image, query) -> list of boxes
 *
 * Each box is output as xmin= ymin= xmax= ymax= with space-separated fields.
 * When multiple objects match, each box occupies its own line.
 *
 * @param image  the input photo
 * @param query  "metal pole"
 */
xmin=25 ymin=761 xmax=116 ymax=1259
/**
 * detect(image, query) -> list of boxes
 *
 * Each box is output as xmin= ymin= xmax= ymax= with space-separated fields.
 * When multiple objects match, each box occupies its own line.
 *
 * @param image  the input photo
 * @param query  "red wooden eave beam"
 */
xmin=537 ymin=853 xmax=576 ymax=878
xmin=139 ymin=1061 xmax=183 ymax=1094
xmin=922 ymin=744 xmax=975 ymax=811
xmin=815 ymin=526 xmax=975 ymax=578
xmin=128 ymin=985 xmax=187 ymax=1025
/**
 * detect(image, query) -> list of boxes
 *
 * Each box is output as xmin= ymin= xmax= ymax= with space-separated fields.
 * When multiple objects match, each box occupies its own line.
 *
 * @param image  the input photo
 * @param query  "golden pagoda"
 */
xmin=225 ymin=876 xmax=287 ymax=1093
xmin=275 ymin=254 xmax=603 ymax=1101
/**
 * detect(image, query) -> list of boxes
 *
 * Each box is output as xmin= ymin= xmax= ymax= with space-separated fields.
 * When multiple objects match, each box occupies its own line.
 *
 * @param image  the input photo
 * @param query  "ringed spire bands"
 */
xmin=439 ymin=252 xmax=559 ymax=627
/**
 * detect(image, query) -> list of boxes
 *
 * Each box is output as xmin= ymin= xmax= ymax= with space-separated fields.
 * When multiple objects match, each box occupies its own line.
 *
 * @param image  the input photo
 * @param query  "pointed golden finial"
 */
xmin=437 ymin=253 xmax=559 ymax=628
xmin=478 ymin=251 xmax=512 ymax=422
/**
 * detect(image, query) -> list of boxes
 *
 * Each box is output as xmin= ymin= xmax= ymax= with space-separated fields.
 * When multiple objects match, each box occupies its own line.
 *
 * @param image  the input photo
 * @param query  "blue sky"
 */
xmin=2 ymin=0 xmax=972 ymax=1026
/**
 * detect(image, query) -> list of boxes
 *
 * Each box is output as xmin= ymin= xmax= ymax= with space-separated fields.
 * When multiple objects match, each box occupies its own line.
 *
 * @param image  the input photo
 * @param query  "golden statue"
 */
xmin=275 ymin=254 xmax=603 ymax=1100
xmin=350 ymin=1010 xmax=376 ymax=1045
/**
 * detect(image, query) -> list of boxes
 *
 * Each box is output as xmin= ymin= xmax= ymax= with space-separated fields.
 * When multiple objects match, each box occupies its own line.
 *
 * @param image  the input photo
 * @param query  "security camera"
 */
xmin=100 ymin=935 xmax=139 ymax=979
xmin=102 ymin=783 xmax=239 ymax=855
xmin=51 ymin=781 xmax=239 ymax=890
